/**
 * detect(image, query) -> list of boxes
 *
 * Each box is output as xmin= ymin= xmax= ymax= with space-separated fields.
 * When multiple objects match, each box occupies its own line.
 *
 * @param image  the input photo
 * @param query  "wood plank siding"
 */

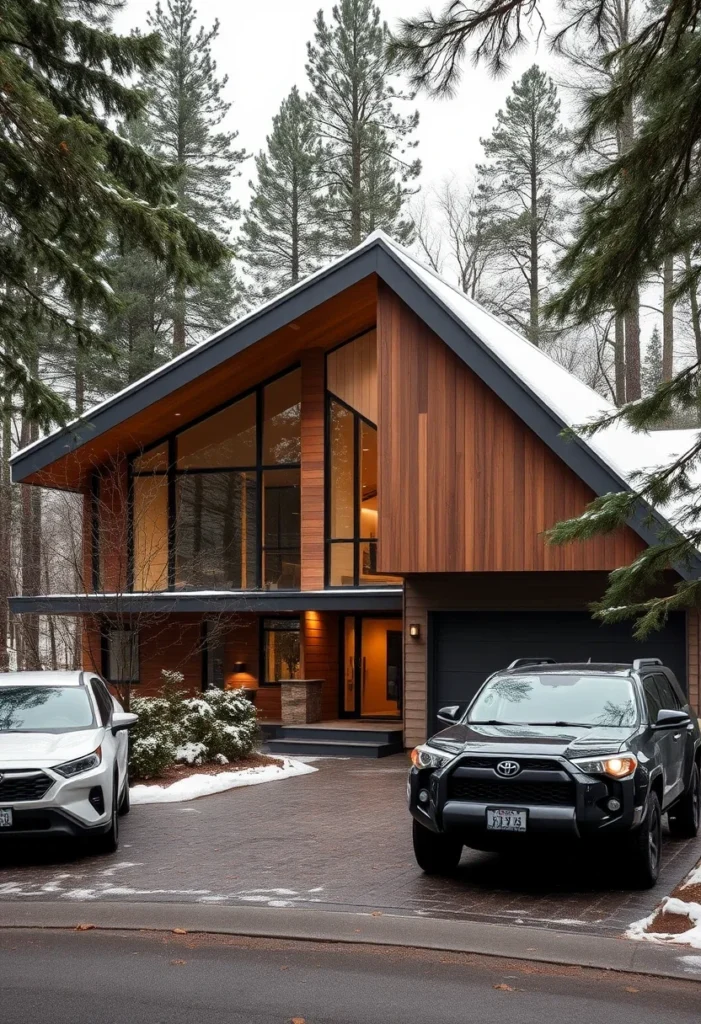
xmin=300 ymin=350 xmax=326 ymax=590
xmin=302 ymin=611 xmax=340 ymax=720
xmin=376 ymin=284 xmax=645 ymax=574
xmin=326 ymin=329 xmax=378 ymax=422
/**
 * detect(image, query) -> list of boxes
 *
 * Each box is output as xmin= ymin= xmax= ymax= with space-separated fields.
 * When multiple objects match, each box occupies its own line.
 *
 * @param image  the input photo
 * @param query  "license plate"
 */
xmin=487 ymin=808 xmax=527 ymax=832
xmin=0 ymin=808 xmax=13 ymax=828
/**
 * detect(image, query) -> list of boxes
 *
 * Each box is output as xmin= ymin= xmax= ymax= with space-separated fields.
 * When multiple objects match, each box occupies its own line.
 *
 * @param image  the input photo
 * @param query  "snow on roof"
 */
xmin=12 ymin=230 xmax=698 ymax=534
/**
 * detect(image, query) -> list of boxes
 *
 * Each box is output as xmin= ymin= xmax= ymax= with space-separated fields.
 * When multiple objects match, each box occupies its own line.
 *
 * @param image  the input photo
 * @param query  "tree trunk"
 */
xmin=0 ymin=390 xmax=12 ymax=671
xmin=684 ymin=249 xmax=701 ymax=360
xmin=291 ymin=169 xmax=299 ymax=283
xmin=614 ymin=314 xmax=626 ymax=405
xmin=20 ymin=417 xmax=42 ymax=669
xmin=75 ymin=347 xmax=84 ymax=416
xmin=529 ymin=108 xmax=539 ymax=346
xmin=662 ymin=255 xmax=674 ymax=380
xmin=618 ymin=99 xmax=640 ymax=400
xmin=173 ymin=281 xmax=186 ymax=356
xmin=624 ymin=295 xmax=641 ymax=401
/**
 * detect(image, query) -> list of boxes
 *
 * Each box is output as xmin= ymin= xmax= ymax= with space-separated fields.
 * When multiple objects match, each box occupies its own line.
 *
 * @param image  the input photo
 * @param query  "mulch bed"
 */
xmin=133 ymin=753 xmax=284 ymax=786
xmin=645 ymin=877 xmax=701 ymax=936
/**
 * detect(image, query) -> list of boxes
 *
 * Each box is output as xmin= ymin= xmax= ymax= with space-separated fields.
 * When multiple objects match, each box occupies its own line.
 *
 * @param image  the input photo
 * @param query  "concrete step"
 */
xmin=274 ymin=725 xmax=403 ymax=744
xmin=265 ymin=738 xmax=404 ymax=759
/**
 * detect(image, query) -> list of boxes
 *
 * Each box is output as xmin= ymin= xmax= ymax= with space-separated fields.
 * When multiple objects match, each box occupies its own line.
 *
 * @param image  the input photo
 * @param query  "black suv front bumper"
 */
xmin=409 ymin=753 xmax=645 ymax=840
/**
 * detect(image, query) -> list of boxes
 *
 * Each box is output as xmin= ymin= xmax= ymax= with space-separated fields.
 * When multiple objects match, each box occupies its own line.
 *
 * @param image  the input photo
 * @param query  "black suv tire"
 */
xmin=119 ymin=771 xmax=131 ymax=816
xmin=412 ymin=819 xmax=463 ymax=874
xmin=626 ymin=791 xmax=661 ymax=889
xmin=669 ymin=762 xmax=701 ymax=839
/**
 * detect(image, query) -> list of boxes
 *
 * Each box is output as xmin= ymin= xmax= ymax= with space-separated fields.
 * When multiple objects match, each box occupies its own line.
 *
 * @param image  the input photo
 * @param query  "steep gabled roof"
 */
xmin=10 ymin=231 xmax=699 ymax=576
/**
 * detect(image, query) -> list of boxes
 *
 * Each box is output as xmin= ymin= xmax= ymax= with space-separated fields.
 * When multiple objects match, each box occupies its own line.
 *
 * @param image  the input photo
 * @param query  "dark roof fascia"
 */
xmin=10 ymin=246 xmax=381 ymax=484
xmin=8 ymin=588 xmax=404 ymax=616
xmin=374 ymin=242 xmax=701 ymax=580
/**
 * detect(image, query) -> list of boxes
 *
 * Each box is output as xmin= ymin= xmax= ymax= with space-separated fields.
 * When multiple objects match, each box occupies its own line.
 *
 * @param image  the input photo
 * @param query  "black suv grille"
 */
xmin=0 ymin=771 xmax=53 ymax=802
xmin=447 ymin=777 xmax=575 ymax=806
xmin=457 ymin=757 xmax=564 ymax=772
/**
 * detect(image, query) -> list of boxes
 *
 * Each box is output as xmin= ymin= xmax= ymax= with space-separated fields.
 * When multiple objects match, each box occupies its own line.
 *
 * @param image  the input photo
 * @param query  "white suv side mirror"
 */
xmin=111 ymin=712 xmax=138 ymax=734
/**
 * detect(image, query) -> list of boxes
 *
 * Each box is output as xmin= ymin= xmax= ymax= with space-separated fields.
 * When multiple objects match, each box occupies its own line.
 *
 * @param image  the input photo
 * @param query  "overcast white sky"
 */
xmin=114 ymin=0 xmax=563 ymax=207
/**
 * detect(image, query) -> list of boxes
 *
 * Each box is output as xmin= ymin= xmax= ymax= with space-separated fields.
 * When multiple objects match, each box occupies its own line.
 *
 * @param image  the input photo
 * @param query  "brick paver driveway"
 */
xmin=1 ymin=755 xmax=699 ymax=937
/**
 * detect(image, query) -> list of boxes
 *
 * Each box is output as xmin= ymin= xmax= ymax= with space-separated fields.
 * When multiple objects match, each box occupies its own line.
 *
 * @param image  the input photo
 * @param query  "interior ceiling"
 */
xmin=28 ymin=276 xmax=378 ymax=491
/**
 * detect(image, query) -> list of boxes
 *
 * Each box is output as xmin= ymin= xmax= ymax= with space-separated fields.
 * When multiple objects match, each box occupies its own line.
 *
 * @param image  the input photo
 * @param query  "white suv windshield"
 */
xmin=468 ymin=673 xmax=638 ymax=728
xmin=0 ymin=687 xmax=95 ymax=732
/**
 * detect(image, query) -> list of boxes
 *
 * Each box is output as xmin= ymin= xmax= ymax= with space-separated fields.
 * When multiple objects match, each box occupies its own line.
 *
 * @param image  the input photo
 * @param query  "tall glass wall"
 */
xmin=130 ymin=367 xmax=301 ymax=591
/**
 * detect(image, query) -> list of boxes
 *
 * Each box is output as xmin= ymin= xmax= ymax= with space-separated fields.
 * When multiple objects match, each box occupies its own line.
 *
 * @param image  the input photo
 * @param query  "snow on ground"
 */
xmin=130 ymin=756 xmax=317 ymax=804
xmin=627 ymin=897 xmax=701 ymax=950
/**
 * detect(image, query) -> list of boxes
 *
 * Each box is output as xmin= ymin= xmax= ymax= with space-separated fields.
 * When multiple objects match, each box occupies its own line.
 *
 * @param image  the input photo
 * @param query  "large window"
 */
xmin=129 ymin=367 xmax=301 ymax=591
xmin=262 ymin=618 xmax=301 ymax=684
xmin=103 ymin=628 xmax=140 ymax=684
xmin=326 ymin=396 xmax=399 ymax=587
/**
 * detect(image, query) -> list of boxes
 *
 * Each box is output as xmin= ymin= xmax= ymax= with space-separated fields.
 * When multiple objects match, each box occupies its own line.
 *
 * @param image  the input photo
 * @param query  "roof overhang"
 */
xmin=8 ymin=588 xmax=404 ymax=616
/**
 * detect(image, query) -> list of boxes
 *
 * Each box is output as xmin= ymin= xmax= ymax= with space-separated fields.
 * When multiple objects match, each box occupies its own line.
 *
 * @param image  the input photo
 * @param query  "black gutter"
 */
xmin=9 ymin=588 xmax=404 ymax=616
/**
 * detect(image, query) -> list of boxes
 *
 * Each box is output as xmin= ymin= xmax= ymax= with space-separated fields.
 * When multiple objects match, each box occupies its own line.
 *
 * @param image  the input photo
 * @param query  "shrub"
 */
xmin=129 ymin=696 xmax=178 ymax=779
xmin=182 ymin=689 xmax=258 ymax=761
xmin=127 ymin=672 xmax=258 ymax=778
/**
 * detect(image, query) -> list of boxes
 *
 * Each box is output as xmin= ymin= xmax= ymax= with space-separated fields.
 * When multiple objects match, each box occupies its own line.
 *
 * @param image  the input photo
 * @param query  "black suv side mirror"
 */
xmin=653 ymin=708 xmax=691 ymax=730
xmin=437 ymin=705 xmax=461 ymax=725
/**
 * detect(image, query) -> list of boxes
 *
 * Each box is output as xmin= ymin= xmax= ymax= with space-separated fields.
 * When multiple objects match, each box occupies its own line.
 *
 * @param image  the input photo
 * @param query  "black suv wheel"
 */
xmin=669 ymin=763 xmax=701 ymax=839
xmin=412 ymin=819 xmax=463 ymax=874
xmin=627 ymin=791 xmax=661 ymax=889
xmin=94 ymin=776 xmax=119 ymax=855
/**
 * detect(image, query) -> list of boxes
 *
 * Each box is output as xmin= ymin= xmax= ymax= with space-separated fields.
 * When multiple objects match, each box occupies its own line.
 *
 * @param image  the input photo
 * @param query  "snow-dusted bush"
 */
xmin=128 ymin=672 xmax=258 ymax=778
xmin=128 ymin=696 xmax=178 ymax=779
xmin=182 ymin=689 xmax=258 ymax=761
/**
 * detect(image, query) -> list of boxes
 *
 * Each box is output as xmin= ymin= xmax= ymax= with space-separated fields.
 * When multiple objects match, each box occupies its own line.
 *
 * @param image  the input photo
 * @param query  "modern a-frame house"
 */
xmin=10 ymin=233 xmax=700 ymax=755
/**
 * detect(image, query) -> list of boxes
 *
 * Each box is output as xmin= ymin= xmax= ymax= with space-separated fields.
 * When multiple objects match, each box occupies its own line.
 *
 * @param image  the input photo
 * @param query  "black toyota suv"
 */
xmin=408 ymin=658 xmax=701 ymax=889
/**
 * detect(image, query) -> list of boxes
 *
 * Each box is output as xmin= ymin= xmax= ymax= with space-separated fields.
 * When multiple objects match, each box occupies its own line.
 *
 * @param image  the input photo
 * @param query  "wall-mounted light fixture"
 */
xmin=409 ymin=624 xmax=421 ymax=640
xmin=233 ymin=661 xmax=247 ymax=674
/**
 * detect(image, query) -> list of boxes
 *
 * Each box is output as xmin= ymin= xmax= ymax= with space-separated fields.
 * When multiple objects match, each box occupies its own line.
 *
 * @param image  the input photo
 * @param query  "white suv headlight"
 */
xmin=54 ymin=747 xmax=102 ymax=778
xmin=410 ymin=745 xmax=451 ymax=769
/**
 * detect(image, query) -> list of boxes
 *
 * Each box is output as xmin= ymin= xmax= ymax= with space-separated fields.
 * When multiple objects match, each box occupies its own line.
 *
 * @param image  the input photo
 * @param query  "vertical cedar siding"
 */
xmin=688 ymin=609 xmax=700 ymax=716
xmin=300 ymin=349 xmax=326 ymax=590
xmin=302 ymin=611 xmax=340 ymax=720
xmin=376 ymin=283 xmax=646 ymax=574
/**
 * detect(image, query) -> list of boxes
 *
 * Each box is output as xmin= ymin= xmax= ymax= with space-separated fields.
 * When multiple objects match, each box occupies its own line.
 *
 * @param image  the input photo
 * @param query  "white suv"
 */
xmin=0 ymin=671 xmax=137 ymax=853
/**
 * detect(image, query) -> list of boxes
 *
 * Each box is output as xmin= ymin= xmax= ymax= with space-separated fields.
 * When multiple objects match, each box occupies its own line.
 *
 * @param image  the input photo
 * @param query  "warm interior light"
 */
xmin=409 ymin=623 xmax=421 ymax=639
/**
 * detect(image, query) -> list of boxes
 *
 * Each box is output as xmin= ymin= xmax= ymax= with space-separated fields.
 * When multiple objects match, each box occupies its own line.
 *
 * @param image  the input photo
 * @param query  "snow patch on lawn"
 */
xmin=130 ymin=756 xmax=317 ymax=804
xmin=627 ymin=897 xmax=701 ymax=949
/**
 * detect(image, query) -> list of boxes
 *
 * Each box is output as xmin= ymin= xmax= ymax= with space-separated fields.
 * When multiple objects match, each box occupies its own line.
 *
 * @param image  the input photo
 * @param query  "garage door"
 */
xmin=430 ymin=610 xmax=687 ymax=728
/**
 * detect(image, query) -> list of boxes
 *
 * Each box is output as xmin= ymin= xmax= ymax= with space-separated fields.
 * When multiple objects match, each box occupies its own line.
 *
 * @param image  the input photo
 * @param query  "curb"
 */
xmin=1 ymin=900 xmax=700 ymax=981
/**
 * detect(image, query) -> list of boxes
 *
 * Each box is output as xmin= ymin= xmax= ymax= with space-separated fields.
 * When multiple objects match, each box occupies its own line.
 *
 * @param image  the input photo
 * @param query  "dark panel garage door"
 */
xmin=430 ymin=610 xmax=687 ymax=728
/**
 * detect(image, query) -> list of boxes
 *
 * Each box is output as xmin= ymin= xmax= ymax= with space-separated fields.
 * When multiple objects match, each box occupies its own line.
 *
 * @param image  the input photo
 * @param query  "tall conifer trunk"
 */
xmin=529 ymin=105 xmax=539 ymax=346
xmin=0 ymin=388 xmax=12 ymax=671
xmin=614 ymin=315 xmax=626 ymax=405
xmin=662 ymin=256 xmax=674 ymax=380
xmin=684 ymin=249 xmax=701 ymax=360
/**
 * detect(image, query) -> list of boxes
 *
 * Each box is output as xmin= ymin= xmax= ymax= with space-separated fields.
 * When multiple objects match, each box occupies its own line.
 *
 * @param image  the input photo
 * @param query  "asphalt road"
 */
xmin=2 ymin=929 xmax=700 ymax=1024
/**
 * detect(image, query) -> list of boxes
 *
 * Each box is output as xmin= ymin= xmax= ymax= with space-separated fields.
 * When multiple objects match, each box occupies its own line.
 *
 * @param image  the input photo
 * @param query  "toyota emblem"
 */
xmin=496 ymin=760 xmax=521 ymax=777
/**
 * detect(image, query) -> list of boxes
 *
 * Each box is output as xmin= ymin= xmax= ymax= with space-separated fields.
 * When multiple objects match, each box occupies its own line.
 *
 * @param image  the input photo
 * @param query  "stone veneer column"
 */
xmin=300 ymin=348 xmax=325 ymax=590
xmin=280 ymin=679 xmax=324 ymax=724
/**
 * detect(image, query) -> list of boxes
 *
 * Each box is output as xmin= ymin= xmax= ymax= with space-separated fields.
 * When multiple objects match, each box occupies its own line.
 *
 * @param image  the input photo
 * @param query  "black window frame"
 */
xmin=101 ymin=627 xmax=140 ymax=685
xmin=126 ymin=364 xmax=301 ymax=592
xmin=653 ymin=672 xmax=681 ymax=711
xmin=325 ymin=393 xmax=383 ymax=588
xmin=259 ymin=616 xmax=301 ymax=686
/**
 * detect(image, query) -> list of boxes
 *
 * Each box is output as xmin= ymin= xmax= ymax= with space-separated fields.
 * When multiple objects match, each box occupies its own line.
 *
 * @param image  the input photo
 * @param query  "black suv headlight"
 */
xmin=54 ymin=747 xmax=102 ymax=778
xmin=570 ymin=753 xmax=637 ymax=779
xmin=410 ymin=745 xmax=452 ymax=769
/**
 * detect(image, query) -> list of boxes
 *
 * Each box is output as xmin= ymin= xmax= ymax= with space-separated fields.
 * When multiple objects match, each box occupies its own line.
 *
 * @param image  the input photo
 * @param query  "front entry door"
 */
xmin=341 ymin=616 xmax=402 ymax=718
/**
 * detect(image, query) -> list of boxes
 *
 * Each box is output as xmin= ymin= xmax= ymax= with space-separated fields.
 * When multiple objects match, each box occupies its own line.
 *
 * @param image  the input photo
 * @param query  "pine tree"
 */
xmin=241 ymin=87 xmax=326 ymax=298
xmin=476 ymin=65 xmax=568 ymax=347
xmin=641 ymin=327 xmax=663 ymax=396
xmin=306 ymin=0 xmax=421 ymax=251
xmin=141 ymin=0 xmax=247 ymax=355
xmin=0 ymin=0 xmax=227 ymax=426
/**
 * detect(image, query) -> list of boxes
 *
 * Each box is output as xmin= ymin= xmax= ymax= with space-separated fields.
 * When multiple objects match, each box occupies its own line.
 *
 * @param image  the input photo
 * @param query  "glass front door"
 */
xmin=341 ymin=616 xmax=402 ymax=718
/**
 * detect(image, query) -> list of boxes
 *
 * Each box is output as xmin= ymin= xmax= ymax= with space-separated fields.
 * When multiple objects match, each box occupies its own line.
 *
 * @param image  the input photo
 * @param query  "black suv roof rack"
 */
xmin=506 ymin=658 xmax=556 ymax=670
xmin=632 ymin=658 xmax=663 ymax=671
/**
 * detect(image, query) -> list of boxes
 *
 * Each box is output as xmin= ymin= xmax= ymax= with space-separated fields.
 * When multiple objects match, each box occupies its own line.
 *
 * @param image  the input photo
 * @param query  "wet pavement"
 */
xmin=0 ymin=755 xmax=699 ymax=937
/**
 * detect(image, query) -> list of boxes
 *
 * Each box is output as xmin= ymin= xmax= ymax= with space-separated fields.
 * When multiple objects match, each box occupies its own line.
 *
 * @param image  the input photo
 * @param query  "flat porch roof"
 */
xmin=8 ymin=587 xmax=404 ymax=616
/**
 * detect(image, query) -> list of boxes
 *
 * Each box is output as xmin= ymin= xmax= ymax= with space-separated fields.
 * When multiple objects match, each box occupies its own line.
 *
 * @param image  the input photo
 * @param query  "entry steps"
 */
xmin=262 ymin=723 xmax=404 ymax=759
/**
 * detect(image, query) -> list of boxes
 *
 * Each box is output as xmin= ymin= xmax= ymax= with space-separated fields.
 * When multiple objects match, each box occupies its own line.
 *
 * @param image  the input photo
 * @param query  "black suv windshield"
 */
xmin=0 ymin=687 xmax=95 ymax=732
xmin=468 ymin=673 xmax=638 ymax=727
